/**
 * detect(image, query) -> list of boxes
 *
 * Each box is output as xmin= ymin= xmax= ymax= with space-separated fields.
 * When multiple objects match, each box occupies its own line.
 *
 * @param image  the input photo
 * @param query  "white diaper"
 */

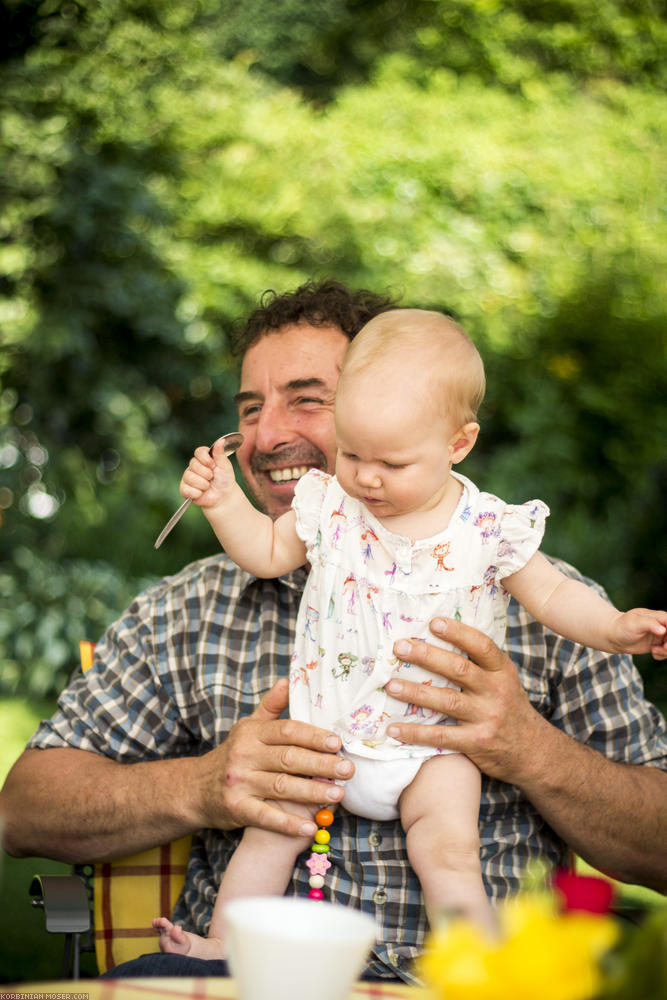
xmin=338 ymin=753 xmax=425 ymax=822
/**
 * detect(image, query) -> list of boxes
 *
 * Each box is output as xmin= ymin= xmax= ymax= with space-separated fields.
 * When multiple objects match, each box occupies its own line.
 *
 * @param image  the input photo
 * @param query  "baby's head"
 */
xmin=334 ymin=310 xmax=484 ymax=520
xmin=337 ymin=308 xmax=486 ymax=432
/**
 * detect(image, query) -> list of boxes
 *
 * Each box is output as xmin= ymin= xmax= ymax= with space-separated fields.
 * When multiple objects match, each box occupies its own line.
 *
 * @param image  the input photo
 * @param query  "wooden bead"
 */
xmin=315 ymin=808 xmax=334 ymax=827
xmin=309 ymin=875 xmax=325 ymax=889
xmin=314 ymin=828 xmax=330 ymax=845
xmin=308 ymin=888 xmax=325 ymax=900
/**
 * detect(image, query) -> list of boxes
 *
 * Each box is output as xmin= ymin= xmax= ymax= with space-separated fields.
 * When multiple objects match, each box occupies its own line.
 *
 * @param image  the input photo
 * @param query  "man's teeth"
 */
xmin=268 ymin=466 xmax=310 ymax=483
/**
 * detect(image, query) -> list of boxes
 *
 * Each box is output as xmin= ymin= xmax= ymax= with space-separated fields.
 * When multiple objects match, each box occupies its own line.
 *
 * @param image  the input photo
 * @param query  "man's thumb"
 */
xmin=252 ymin=678 xmax=290 ymax=721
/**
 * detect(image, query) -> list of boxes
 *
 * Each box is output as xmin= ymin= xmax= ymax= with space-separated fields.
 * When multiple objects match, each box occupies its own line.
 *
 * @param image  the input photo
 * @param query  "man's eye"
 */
xmin=295 ymin=396 xmax=324 ymax=406
xmin=239 ymin=404 xmax=261 ymax=420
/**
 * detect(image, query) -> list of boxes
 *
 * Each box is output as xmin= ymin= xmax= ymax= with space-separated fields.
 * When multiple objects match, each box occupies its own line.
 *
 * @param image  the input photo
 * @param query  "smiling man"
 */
xmin=2 ymin=278 xmax=666 ymax=984
xmin=231 ymin=282 xmax=395 ymax=518
xmin=234 ymin=325 xmax=346 ymax=517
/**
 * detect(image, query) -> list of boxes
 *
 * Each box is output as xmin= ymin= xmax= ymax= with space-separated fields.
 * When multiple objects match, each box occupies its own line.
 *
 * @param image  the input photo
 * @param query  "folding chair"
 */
xmin=30 ymin=641 xmax=192 ymax=976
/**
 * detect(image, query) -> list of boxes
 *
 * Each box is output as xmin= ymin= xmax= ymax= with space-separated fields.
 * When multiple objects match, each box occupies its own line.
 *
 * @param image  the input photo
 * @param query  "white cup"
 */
xmin=225 ymin=896 xmax=377 ymax=1000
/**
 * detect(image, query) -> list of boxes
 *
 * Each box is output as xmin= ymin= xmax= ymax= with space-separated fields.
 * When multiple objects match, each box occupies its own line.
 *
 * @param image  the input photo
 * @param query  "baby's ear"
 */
xmin=449 ymin=422 xmax=480 ymax=464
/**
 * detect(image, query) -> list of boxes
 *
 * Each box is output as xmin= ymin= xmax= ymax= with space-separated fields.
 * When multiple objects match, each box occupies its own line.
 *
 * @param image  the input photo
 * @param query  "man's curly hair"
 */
xmin=231 ymin=278 xmax=401 ymax=357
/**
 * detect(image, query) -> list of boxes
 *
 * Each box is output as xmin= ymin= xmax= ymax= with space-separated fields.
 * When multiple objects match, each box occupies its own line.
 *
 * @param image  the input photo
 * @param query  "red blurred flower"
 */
xmin=553 ymin=869 xmax=615 ymax=914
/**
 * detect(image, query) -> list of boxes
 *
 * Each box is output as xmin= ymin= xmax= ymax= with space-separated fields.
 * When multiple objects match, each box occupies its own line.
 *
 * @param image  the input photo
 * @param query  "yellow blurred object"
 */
xmin=419 ymin=895 xmax=619 ymax=1000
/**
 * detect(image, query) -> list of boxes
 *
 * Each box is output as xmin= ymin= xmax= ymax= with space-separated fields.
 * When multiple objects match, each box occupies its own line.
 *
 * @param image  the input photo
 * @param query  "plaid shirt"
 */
xmin=29 ymin=554 xmax=667 ymax=983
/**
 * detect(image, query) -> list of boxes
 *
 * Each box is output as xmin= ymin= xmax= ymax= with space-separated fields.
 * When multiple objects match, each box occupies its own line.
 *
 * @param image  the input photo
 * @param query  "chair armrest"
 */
xmin=29 ymin=874 xmax=91 ymax=934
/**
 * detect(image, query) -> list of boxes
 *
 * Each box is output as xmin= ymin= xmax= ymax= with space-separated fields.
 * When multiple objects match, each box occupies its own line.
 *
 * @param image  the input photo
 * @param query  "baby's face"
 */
xmin=334 ymin=375 xmax=456 ymax=522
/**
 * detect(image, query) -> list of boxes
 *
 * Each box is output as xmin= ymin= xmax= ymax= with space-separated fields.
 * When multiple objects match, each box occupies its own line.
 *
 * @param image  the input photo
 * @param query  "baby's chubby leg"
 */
xmin=399 ymin=753 xmax=497 ymax=937
xmin=215 ymin=800 xmax=317 ymax=906
xmin=200 ymin=799 xmax=319 ymax=958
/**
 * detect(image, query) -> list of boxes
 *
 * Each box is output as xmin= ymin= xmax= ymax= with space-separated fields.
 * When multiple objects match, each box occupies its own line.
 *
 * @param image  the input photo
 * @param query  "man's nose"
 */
xmin=253 ymin=399 xmax=297 ymax=453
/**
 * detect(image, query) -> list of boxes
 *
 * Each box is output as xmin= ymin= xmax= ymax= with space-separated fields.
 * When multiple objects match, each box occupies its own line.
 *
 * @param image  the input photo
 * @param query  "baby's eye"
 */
xmin=383 ymin=461 xmax=406 ymax=470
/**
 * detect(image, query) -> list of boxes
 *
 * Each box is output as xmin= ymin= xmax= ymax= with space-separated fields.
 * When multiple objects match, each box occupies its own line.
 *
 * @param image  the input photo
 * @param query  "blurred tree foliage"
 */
xmin=1 ymin=0 xmax=665 ymax=707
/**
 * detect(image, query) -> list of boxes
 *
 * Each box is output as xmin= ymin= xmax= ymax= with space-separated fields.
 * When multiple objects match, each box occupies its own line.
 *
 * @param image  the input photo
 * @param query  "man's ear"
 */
xmin=448 ymin=422 xmax=480 ymax=465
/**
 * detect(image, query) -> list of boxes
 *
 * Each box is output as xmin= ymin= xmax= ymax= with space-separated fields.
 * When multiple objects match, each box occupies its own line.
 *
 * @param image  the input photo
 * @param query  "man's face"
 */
xmin=234 ymin=323 xmax=350 ymax=518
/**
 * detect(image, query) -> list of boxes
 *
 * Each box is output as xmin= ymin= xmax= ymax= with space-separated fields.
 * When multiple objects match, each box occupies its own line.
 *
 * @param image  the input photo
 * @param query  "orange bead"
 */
xmin=314 ymin=828 xmax=330 ymax=845
xmin=315 ymin=808 xmax=334 ymax=827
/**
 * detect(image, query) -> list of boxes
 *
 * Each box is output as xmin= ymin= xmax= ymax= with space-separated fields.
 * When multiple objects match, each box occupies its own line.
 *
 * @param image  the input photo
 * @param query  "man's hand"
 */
xmin=197 ymin=678 xmax=354 ymax=838
xmin=385 ymin=617 xmax=546 ymax=785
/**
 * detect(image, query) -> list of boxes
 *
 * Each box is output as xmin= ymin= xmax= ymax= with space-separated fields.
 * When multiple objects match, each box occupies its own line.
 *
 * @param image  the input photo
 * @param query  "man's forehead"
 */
xmin=237 ymin=327 xmax=348 ymax=396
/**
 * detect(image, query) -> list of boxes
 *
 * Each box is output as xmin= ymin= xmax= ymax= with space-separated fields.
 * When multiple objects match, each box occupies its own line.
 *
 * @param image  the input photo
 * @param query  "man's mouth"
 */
xmin=267 ymin=466 xmax=311 ymax=484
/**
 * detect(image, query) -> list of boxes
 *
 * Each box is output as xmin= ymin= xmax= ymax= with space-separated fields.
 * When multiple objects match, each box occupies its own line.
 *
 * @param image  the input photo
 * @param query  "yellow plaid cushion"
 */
xmin=93 ymin=835 xmax=191 ymax=973
xmin=79 ymin=642 xmax=191 ymax=972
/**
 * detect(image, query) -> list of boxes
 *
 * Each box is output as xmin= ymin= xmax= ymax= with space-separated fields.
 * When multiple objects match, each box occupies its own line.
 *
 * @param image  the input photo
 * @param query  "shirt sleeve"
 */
xmin=292 ymin=468 xmax=332 ymax=551
xmin=494 ymin=499 xmax=550 ymax=580
xmin=27 ymin=590 xmax=200 ymax=762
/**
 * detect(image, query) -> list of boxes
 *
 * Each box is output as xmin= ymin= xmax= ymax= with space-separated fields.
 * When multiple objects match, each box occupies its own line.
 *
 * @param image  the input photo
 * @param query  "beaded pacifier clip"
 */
xmin=305 ymin=808 xmax=334 ymax=899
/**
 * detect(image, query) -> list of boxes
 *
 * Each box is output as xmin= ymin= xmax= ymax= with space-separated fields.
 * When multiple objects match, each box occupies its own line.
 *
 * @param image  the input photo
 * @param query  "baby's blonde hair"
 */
xmin=341 ymin=308 xmax=486 ymax=428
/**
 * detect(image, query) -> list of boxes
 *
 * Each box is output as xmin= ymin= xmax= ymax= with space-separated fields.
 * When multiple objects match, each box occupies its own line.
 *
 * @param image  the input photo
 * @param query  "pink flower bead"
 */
xmin=305 ymin=852 xmax=332 ymax=877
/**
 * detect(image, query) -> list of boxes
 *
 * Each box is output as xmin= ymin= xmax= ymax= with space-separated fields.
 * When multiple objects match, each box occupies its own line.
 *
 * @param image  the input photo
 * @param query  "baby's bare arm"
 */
xmin=182 ymin=440 xmax=306 ymax=577
xmin=504 ymin=552 xmax=666 ymax=656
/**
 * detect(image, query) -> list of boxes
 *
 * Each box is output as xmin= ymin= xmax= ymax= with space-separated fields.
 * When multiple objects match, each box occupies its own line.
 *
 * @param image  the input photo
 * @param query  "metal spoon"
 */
xmin=154 ymin=432 xmax=244 ymax=549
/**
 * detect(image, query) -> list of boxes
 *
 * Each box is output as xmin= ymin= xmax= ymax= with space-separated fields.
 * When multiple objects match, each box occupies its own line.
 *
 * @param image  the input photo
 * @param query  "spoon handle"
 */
xmin=154 ymin=498 xmax=194 ymax=549
xmin=153 ymin=432 xmax=244 ymax=549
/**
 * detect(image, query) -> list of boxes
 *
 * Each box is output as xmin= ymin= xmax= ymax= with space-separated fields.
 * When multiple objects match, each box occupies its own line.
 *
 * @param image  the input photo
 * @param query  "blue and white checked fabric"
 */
xmin=30 ymin=554 xmax=667 ymax=982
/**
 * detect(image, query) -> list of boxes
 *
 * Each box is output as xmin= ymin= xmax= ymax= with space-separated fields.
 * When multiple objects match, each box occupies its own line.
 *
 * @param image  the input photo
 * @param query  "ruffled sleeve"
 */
xmin=494 ymin=499 xmax=550 ymax=580
xmin=292 ymin=469 xmax=332 ymax=552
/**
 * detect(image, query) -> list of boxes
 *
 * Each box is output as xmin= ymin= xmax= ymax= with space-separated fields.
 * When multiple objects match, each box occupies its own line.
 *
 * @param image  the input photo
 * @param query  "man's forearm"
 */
xmin=515 ymin=718 xmax=667 ymax=892
xmin=1 ymin=689 xmax=352 ymax=862
xmin=386 ymin=617 xmax=667 ymax=894
xmin=0 ymin=748 xmax=204 ymax=863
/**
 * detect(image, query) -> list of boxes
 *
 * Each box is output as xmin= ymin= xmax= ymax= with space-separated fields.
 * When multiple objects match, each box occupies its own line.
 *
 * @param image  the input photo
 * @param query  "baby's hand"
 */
xmin=613 ymin=608 xmax=667 ymax=660
xmin=180 ymin=439 xmax=237 ymax=509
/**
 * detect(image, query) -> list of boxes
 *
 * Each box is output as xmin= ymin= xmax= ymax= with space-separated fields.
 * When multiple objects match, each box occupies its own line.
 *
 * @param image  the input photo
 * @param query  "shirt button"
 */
xmin=368 ymin=831 xmax=382 ymax=847
xmin=387 ymin=951 xmax=400 ymax=967
xmin=372 ymin=889 xmax=387 ymax=906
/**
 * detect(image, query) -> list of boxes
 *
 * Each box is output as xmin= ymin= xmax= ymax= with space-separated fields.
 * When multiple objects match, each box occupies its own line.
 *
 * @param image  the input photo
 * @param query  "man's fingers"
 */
xmin=391 ymin=617 xmax=512 ymax=688
xmin=392 ymin=635 xmax=475 ymax=691
xmin=216 ymin=683 xmax=353 ymax=836
xmin=242 ymin=796 xmax=317 ymax=838
xmin=251 ymin=768 xmax=346 ymax=806
xmin=386 ymin=675 xmax=467 ymax=718
xmin=428 ymin=617 xmax=509 ymax=673
xmin=226 ymin=772 xmax=344 ymax=837
xmin=251 ymin=679 xmax=290 ymax=722
xmin=386 ymin=720 xmax=464 ymax=752
xmin=250 ymin=682 xmax=345 ymax=757
xmin=252 ymin=740 xmax=351 ymax=782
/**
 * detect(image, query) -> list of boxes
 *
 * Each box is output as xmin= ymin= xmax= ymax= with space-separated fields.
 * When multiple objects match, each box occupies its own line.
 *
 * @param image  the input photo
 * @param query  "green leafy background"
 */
xmin=1 ymin=0 xmax=665 ymax=710
xmin=1 ymin=0 xmax=666 ymax=985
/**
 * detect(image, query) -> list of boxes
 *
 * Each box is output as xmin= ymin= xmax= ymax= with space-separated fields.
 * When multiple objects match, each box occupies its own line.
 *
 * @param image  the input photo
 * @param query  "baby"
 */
xmin=154 ymin=309 xmax=666 ymax=955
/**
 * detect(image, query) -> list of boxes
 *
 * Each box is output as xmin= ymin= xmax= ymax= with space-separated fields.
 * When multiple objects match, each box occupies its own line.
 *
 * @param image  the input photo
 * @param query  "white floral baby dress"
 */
xmin=290 ymin=469 xmax=548 ymax=764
